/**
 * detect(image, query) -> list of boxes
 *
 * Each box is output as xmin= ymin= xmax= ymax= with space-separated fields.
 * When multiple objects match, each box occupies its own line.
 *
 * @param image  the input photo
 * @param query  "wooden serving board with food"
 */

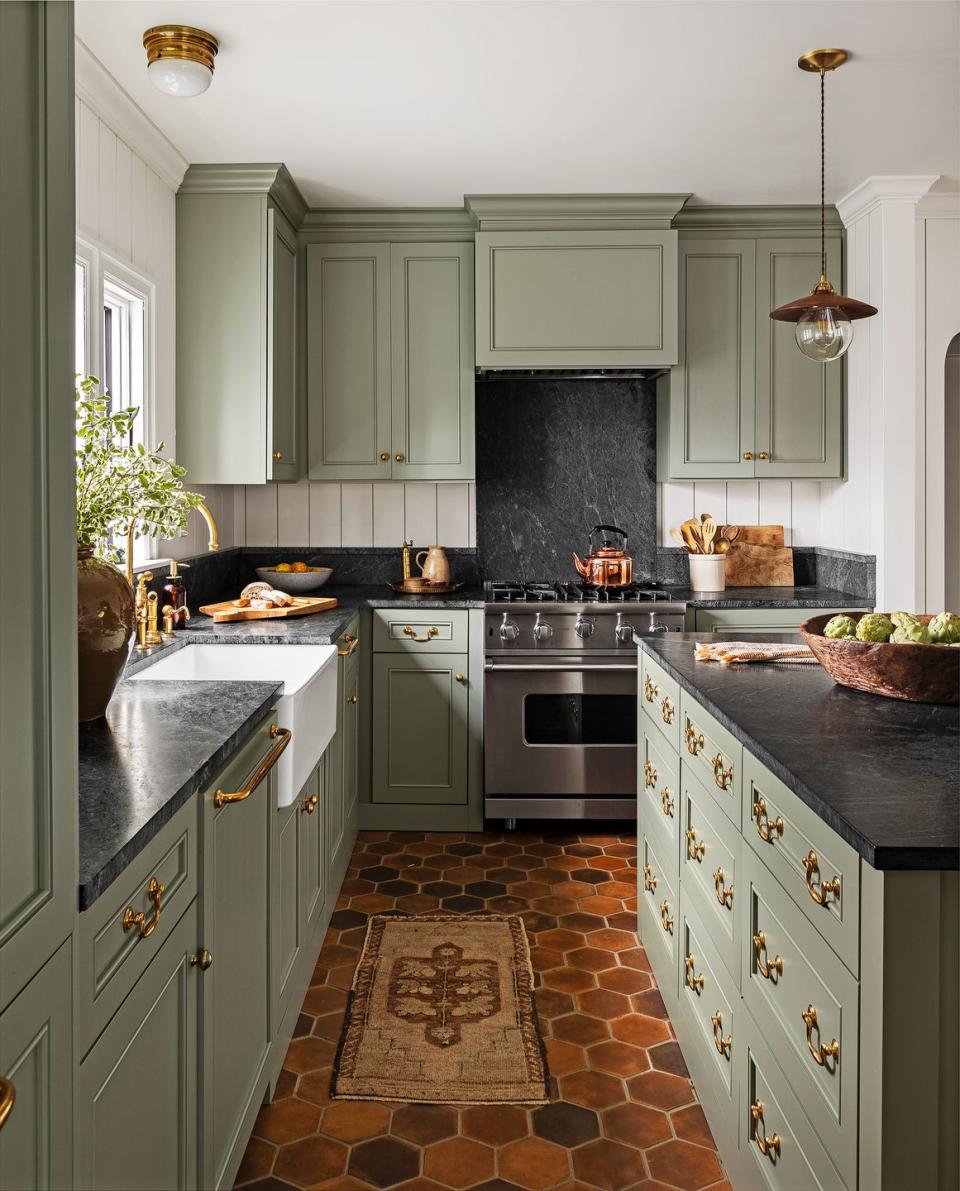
xmin=200 ymin=580 xmax=337 ymax=622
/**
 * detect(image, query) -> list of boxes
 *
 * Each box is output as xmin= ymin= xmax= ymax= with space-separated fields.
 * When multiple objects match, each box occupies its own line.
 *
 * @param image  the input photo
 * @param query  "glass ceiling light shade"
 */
xmin=143 ymin=26 xmax=218 ymax=97
xmin=770 ymin=48 xmax=877 ymax=362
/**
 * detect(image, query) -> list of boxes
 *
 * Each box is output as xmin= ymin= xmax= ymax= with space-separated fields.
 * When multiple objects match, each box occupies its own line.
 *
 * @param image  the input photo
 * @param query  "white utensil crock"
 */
xmin=688 ymin=554 xmax=727 ymax=593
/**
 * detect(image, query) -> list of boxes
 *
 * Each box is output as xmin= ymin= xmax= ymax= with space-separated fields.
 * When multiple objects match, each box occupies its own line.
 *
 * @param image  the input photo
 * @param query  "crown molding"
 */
xmin=917 ymin=192 xmax=960 ymax=219
xmin=178 ymin=163 xmax=308 ymax=229
xmin=674 ymin=204 xmax=842 ymax=234
xmin=299 ymin=206 xmax=475 ymax=242
xmin=74 ymin=38 xmax=188 ymax=191
xmin=465 ymin=193 xmax=690 ymax=230
xmin=836 ymin=175 xmax=940 ymax=226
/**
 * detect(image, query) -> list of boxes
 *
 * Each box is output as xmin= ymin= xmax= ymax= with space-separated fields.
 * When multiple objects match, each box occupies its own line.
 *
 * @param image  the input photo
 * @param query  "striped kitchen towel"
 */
xmin=695 ymin=641 xmax=817 ymax=666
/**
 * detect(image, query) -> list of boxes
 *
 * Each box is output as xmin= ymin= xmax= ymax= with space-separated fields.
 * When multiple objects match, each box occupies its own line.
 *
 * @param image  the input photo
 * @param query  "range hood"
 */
xmin=476 ymin=366 xmax=669 ymax=381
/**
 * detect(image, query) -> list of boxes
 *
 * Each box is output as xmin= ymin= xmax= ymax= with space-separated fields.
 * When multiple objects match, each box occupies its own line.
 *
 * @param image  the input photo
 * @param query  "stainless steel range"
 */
xmin=483 ymin=581 xmax=686 ymax=825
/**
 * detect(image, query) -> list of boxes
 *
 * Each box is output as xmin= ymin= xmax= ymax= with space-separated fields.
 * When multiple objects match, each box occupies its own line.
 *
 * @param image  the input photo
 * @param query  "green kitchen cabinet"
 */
xmin=691 ymin=607 xmax=869 ymax=635
xmin=322 ymin=623 xmax=360 ymax=890
xmin=176 ymin=165 xmax=305 ymax=484
xmin=658 ymin=233 xmax=844 ymax=480
xmin=77 ymin=905 xmax=200 ymax=1191
xmin=371 ymin=652 xmax=470 ymax=806
xmin=274 ymin=796 xmax=304 ymax=1028
xmin=307 ymin=242 xmax=475 ymax=480
xmin=299 ymin=763 xmax=326 ymax=939
xmin=474 ymin=230 xmax=678 ymax=368
xmin=0 ymin=941 xmax=73 ymax=1191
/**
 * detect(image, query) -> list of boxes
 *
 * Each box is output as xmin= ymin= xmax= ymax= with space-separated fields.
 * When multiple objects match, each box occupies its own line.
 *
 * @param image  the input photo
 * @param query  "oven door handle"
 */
xmin=484 ymin=661 xmax=638 ymax=672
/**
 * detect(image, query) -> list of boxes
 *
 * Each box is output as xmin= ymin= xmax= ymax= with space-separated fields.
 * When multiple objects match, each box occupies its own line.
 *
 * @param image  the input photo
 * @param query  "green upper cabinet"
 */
xmin=176 ymin=165 xmax=306 ymax=485
xmin=658 ymin=230 xmax=844 ymax=480
xmin=307 ymin=241 xmax=475 ymax=481
xmin=474 ymin=230 xmax=678 ymax=368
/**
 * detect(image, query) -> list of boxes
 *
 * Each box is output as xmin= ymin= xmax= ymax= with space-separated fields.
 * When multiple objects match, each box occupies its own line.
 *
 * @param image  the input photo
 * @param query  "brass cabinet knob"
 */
xmin=301 ymin=793 xmax=319 ymax=814
xmin=273 ymin=450 xmax=284 ymax=460
xmin=743 ymin=451 xmax=754 ymax=460
xmin=0 ymin=1076 xmax=15 ymax=1131
xmin=122 ymin=877 xmax=165 ymax=939
xmin=758 ymin=451 xmax=769 ymax=460
xmin=455 ymin=673 xmax=465 ymax=683
xmin=684 ymin=954 xmax=705 ymax=994
xmin=379 ymin=452 xmax=390 ymax=461
xmin=189 ymin=948 xmax=213 ymax=971
xmin=395 ymin=452 xmax=405 ymax=463
xmin=346 ymin=694 xmax=358 ymax=704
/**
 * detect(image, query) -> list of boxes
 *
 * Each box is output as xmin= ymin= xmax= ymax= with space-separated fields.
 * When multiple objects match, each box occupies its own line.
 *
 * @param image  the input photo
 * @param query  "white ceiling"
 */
xmin=76 ymin=0 xmax=959 ymax=209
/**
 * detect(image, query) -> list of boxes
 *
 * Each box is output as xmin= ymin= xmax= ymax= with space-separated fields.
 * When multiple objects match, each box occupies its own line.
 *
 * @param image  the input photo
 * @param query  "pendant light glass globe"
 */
xmin=795 ymin=306 xmax=854 ymax=362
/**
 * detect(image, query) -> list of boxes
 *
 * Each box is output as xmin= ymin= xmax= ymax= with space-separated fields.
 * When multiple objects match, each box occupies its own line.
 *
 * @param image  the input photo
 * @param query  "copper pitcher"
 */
xmin=572 ymin=525 xmax=633 ymax=586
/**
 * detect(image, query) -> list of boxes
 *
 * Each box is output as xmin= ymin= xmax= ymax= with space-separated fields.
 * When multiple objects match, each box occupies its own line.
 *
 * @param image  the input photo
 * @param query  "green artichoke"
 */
xmin=823 ymin=614 xmax=857 ymax=639
xmin=890 ymin=621 xmax=930 ymax=644
xmin=855 ymin=613 xmax=894 ymax=643
xmin=928 ymin=612 xmax=960 ymax=644
xmin=890 ymin=611 xmax=921 ymax=630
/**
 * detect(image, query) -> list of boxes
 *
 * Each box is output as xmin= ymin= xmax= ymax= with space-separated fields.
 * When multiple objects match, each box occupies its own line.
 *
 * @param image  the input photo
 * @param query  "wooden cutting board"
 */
xmin=722 ymin=524 xmax=785 ymax=547
xmin=199 ymin=596 xmax=338 ymax=623
xmin=724 ymin=543 xmax=794 ymax=587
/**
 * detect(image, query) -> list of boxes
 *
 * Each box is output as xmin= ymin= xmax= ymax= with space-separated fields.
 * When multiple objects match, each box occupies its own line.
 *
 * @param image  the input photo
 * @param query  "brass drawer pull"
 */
xmin=753 ymin=931 xmax=783 ymax=980
xmin=643 ymin=675 xmax=659 ymax=703
xmin=338 ymin=632 xmax=359 ymax=656
xmin=751 ymin=1100 xmax=781 ymax=1160
xmin=659 ymin=901 xmax=674 ymax=934
xmin=686 ymin=828 xmax=706 ymax=862
xmin=802 ymin=851 xmax=841 ymax=907
xmin=753 ymin=797 xmax=784 ymax=843
xmin=643 ymin=760 xmax=658 ymax=789
xmin=346 ymin=694 xmax=358 ymax=704
xmin=802 ymin=1004 xmax=840 ymax=1067
xmin=684 ymin=954 xmax=704 ymax=994
xmin=685 ymin=723 xmax=704 ymax=755
xmin=661 ymin=788 xmax=674 ymax=817
xmin=642 ymin=864 xmax=658 ymax=893
xmin=122 ymin=877 xmax=165 ymax=939
xmin=711 ymin=1011 xmax=732 ymax=1058
xmin=301 ymin=793 xmax=319 ymax=814
xmin=214 ymin=724 xmax=291 ymax=808
xmin=713 ymin=866 xmax=734 ymax=908
xmin=0 ymin=1076 xmax=16 ymax=1132
xmin=661 ymin=696 xmax=675 ymax=724
xmin=712 ymin=753 xmax=734 ymax=790
xmin=402 ymin=625 xmax=439 ymax=643
xmin=189 ymin=948 xmax=213 ymax=970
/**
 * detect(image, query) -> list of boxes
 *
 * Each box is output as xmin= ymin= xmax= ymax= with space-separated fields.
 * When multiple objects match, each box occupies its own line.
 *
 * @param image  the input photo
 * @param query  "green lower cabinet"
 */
xmin=0 ymin=940 xmax=73 ymax=1191
xmin=274 ymin=797 xmax=304 ymax=1027
xmin=78 ymin=905 xmax=199 ymax=1191
xmin=371 ymin=652 xmax=469 ymax=805
xmin=299 ymin=764 xmax=326 ymax=938
xmin=693 ymin=607 xmax=869 ymax=635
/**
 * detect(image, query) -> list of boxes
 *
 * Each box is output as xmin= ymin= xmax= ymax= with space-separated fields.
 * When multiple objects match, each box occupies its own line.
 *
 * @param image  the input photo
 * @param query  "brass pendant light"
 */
xmin=143 ymin=26 xmax=219 ymax=97
xmin=770 ymin=48 xmax=877 ymax=362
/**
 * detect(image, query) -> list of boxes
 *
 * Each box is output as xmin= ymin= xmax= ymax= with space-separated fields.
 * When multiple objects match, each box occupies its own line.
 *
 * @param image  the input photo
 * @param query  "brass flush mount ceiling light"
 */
xmin=770 ymin=48 xmax=877 ymax=362
xmin=143 ymin=25 xmax=219 ymax=97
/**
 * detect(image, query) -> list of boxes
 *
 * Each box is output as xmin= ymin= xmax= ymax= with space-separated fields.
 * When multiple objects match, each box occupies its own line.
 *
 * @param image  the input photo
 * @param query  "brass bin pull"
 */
xmin=661 ymin=788 xmax=674 ymax=817
xmin=686 ymin=828 xmax=706 ymax=862
xmin=753 ymin=797 xmax=784 ymax=843
xmin=802 ymin=851 xmax=841 ymax=906
xmin=189 ymin=949 xmax=213 ymax=970
xmin=643 ymin=676 xmax=659 ymax=703
xmin=684 ymin=954 xmax=704 ymax=994
xmin=643 ymin=760 xmax=658 ymax=789
xmin=685 ymin=723 xmax=704 ymax=755
xmin=711 ymin=1012 xmax=732 ymax=1058
xmin=214 ymin=725 xmax=291 ymax=808
xmin=338 ymin=632 xmax=359 ymax=657
xmin=301 ymin=794 xmax=319 ymax=815
xmin=753 ymin=931 xmax=783 ymax=980
xmin=751 ymin=1100 xmax=781 ymax=1160
xmin=712 ymin=753 xmax=734 ymax=791
xmin=122 ymin=877 xmax=165 ymax=939
xmin=0 ymin=1076 xmax=16 ymax=1132
xmin=642 ymin=864 xmax=658 ymax=893
xmin=713 ymin=867 xmax=734 ymax=908
xmin=661 ymin=696 xmax=675 ymax=724
xmin=802 ymin=1005 xmax=840 ymax=1067
xmin=659 ymin=901 xmax=674 ymax=934
xmin=402 ymin=625 xmax=439 ymax=643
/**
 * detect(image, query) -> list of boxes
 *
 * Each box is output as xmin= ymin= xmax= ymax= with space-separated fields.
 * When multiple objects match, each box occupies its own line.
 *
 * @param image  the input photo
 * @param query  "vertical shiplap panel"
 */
xmin=277 ymin=481 xmax=310 ymax=546
xmin=790 ymin=481 xmax=823 ymax=546
xmin=129 ymin=153 xmax=148 ymax=273
xmin=467 ymin=482 xmax=477 ymax=548
xmin=725 ymin=481 xmax=760 ymax=527
xmin=207 ymin=484 xmax=236 ymax=550
xmin=341 ymin=484 xmax=373 ymax=546
xmin=233 ymin=486 xmax=247 ymax=547
xmin=76 ymin=100 xmax=100 ymax=241
xmin=692 ymin=482 xmax=727 ymax=526
xmin=147 ymin=167 xmax=177 ymax=454
xmin=97 ymin=122 xmax=117 ymax=251
xmin=309 ymin=483 xmax=342 ymax=546
xmin=245 ymin=485 xmax=279 ymax=546
xmin=436 ymin=483 xmax=470 ymax=547
xmin=659 ymin=481 xmax=695 ymax=545
xmin=373 ymin=483 xmax=405 ymax=547
xmin=845 ymin=213 xmax=873 ymax=555
xmin=758 ymin=480 xmax=793 ymax=544
xmin=113 ymin=139 xmax=133 ymax=265
xmin=404 ymin=483 xmax=438 ymax=546
xmin=867 ymin=206 xmax=884 ymax=559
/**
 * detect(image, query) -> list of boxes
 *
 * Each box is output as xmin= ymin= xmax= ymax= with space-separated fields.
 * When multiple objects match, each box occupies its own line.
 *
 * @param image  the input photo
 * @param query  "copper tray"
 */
xmin=388 ymin=581 xmax=464 ymax=595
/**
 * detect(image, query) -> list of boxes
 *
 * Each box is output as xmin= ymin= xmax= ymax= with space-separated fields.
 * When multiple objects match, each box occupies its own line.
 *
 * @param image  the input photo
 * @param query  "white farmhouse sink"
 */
xmin=129 ymin=644 xmax=338 ymax=807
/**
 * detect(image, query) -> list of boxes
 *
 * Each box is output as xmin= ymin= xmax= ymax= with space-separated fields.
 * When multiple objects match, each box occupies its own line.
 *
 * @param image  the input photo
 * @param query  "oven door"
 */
xmin=484 ymin=658 xmax=637 ymax=797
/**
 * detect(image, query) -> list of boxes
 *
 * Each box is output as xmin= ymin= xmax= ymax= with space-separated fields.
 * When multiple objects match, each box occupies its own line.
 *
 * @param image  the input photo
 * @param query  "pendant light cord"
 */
xmin=820 ymin=67 xmax=826 ymax=279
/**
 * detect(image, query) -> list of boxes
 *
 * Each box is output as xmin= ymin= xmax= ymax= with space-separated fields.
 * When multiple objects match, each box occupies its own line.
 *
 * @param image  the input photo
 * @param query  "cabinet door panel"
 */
xmin=299 ymin=764 xmax=325 ymax=937
xmin=756 ymin=238 xmax=844 ymax=478
xmin=391 ymin=244 xmax=475 ymax=479
xmin=307 ymin=243 xmax=391 ymax=479
xmin=275 ymin=799 xmax=302 ymax=1023
xmin=269 ymin=208 xmax=299 ymax=481
xmin=372 ymin=653 xmax=469 ymax=805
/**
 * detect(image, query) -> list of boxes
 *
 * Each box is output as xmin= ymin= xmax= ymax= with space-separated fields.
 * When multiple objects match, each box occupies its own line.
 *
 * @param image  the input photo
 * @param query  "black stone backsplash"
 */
xmin=475 ymin=377 xmax=658 ymax=582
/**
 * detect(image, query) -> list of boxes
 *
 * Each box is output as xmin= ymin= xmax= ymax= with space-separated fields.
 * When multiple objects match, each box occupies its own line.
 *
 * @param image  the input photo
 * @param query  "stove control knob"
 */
xmin=574 ymin=615 xmax=595 ymax=639
xmin=499 ymin=614 xmax=519 ymax=643
xmin=647 ymin=612 xmax=668 ymax=635
xmin=615 ymin=613 xmax=636 ymax=644
xmin=533 ymin=613 xmax=553 ymax=643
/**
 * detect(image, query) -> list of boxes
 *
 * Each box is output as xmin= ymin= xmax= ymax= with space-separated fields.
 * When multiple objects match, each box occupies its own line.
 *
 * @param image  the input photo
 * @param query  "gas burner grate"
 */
xmin=486 ymin=580 xmax=676 ymax=604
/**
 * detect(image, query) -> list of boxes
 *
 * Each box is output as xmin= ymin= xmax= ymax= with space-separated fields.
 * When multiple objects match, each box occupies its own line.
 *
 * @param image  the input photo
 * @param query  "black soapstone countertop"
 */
xmin=679 ymin=585 xmax=871 ymax=610
xmin=636 ymin=633 xmax=959 ymax=871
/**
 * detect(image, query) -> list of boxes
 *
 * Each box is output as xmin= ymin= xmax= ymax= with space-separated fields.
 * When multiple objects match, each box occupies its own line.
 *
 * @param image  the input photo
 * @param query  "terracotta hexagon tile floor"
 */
xmin=235 ymin=831 xmax=727 ymax=1191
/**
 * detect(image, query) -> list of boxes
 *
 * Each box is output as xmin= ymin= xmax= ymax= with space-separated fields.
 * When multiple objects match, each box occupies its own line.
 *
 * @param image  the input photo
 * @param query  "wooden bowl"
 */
xmin=799 ymin=612 xmax=960 ymax=704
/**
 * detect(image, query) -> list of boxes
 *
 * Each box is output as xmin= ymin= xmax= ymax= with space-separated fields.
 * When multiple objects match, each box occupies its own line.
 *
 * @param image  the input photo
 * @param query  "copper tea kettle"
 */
xmin=572 ymin=525 xmax=633 ymax=586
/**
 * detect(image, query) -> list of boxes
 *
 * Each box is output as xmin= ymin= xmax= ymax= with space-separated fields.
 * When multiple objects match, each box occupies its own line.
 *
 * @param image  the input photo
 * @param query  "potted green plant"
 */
xmin=75 ymin=375 xmax=203 ymax=721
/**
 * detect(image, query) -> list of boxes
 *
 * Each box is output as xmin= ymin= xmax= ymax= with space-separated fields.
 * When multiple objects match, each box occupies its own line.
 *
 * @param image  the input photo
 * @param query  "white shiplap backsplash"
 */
xmin=658 ymin=480 xmax=825 ymax=546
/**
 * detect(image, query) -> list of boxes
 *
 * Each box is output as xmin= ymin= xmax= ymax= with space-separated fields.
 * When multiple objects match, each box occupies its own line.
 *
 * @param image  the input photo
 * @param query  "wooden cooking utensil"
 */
xmin=669 ymin=527 xmax=688 ymax=549
xmin=680 ymin=520 xmax=703 ymax=553
xmin=700 ymin=515 xmax=717 ymax=555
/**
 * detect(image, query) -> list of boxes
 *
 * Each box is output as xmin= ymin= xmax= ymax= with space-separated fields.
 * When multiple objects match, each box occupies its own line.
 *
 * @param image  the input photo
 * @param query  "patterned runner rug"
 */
xmin=331 ymin=913 xmax=550 ymax=1103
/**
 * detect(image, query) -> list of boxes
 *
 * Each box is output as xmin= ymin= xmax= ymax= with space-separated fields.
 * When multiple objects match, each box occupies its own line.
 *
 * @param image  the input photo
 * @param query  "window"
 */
xmin=102 ymin=278 xmax=146 ymax=448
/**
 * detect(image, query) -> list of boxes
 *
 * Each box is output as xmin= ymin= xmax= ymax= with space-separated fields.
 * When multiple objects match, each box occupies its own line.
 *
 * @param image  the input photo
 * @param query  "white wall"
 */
xmin=658 ymin=480 xmax=824 ymax=547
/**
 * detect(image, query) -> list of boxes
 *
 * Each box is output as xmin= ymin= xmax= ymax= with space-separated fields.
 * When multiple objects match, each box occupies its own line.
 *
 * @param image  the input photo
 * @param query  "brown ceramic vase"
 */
xmin=77 ymin=544 xmax=136 ymax=722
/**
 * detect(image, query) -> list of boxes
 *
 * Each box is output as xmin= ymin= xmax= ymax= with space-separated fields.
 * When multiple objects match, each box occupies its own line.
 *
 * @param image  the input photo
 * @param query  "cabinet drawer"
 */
xmin=79 ymin=795 xmax=198 ymax=1057
xmin=742 ymin=1011 xmax=847 ymax=1191
xmin=373 ymin=608 xmax=468 ymax=653
xmin=638 ymin=831 xmax=678 ymax=1005
xmin=640 ymin=652 xmax=681 ymax=752
xmin=743 ymin=752 xmax=860 ymax=976
xmin=680 ymin=692 xmax=741 ymax=827
xmin=680 ymin=765 xmax=742 ymax=985
xmin=640 ymin=730 xmax=680 ymax=874
xmin=693 ymin=608 xmax=868 ymax=634
xmin=741 ymin=850 xmax=858 ymax=1188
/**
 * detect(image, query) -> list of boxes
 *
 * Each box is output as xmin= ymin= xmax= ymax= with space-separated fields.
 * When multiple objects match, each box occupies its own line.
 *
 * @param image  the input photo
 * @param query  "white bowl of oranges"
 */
xmin=254 ymin=561 xmax=334 ymax=594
